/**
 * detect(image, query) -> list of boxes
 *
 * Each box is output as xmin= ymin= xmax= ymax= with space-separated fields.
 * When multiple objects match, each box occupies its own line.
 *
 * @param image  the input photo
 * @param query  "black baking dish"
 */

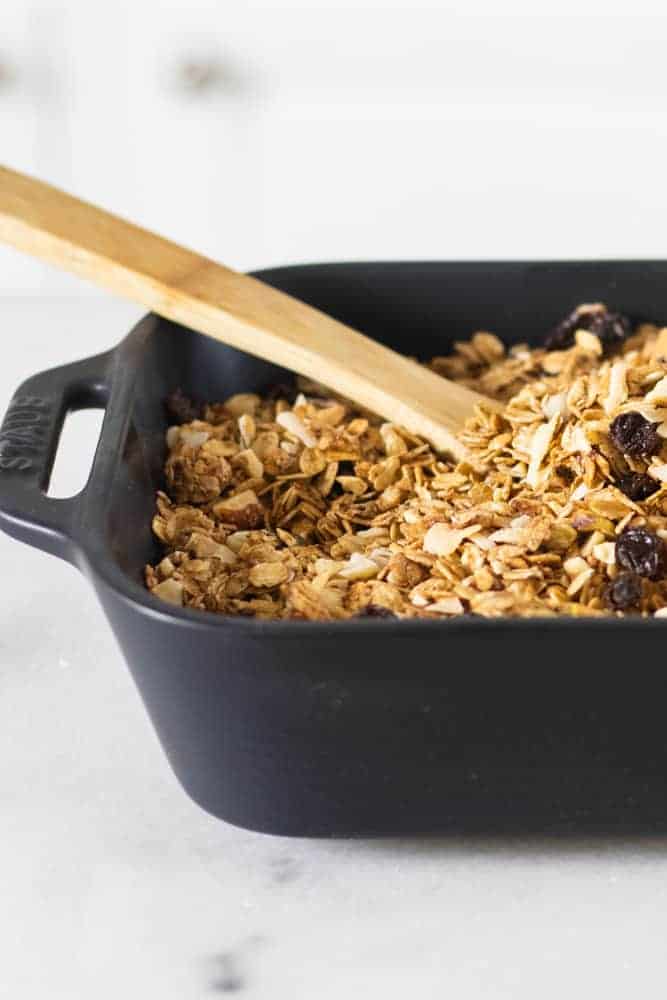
xmin=3 ymin=260 xmax=667 ymax=837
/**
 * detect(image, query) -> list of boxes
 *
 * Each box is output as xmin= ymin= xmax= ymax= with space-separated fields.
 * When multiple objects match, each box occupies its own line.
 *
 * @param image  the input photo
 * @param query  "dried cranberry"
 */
xmin=165 ymin=388 xmax=202 ymax=424
xmin=616 ymin=527 xmax=667 ymax=580
xmin=545 ymin=305 xmax=632 ymax=353
xmin=609 ymin=411 xmax=661 ymax=458
xmin=616 ymin=472 xmax=659 ymax=502
xmin=355 ymin=605 xmax=396 ymax=619
xmin=605 ymin=571 xmax=643 ymax=610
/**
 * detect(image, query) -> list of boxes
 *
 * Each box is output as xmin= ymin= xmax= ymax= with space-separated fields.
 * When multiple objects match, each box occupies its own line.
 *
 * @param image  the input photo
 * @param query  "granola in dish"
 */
xmin=145 ymin=303 xmax=667 ymax=620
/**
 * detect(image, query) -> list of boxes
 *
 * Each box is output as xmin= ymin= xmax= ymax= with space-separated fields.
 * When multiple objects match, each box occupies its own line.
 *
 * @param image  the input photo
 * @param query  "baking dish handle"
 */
xmin=0 ymin=352 xmax=112 ymax=564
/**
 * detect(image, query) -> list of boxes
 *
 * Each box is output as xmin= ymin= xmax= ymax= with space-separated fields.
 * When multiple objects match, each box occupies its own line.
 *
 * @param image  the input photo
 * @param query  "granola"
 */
xmin=146 ymin=304 xmax=667 ymax=620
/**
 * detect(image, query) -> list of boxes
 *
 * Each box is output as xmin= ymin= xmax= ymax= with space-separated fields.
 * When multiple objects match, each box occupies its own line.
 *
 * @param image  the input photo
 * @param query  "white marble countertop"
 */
xmin=2 ymin=298 xmax=667 ymax=999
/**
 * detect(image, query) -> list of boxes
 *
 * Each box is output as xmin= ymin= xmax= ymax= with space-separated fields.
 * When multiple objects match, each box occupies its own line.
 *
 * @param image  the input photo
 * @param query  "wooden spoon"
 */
xmin=0 ymin=165 xmax=498 ymax=459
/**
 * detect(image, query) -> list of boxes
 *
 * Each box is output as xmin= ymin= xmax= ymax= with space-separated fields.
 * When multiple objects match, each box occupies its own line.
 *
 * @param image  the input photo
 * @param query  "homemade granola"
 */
xmin=145 ymin=303 xmax=667 ymax=620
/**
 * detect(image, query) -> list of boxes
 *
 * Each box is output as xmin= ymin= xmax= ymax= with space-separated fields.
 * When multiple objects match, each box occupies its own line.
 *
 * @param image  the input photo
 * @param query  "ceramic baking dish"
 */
xmin=2 ymin=260 xmax=667 ymax=837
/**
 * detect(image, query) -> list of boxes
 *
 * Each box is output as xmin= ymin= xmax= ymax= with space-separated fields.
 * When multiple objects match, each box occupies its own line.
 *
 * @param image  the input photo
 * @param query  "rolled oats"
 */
xmin=146 ymin=306 xmax=667 ymax=620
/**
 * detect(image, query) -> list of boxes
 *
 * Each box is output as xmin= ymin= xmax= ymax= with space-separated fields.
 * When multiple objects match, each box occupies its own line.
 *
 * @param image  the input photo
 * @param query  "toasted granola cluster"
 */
xmin=145 ymin=305 xmax=667 ymax=620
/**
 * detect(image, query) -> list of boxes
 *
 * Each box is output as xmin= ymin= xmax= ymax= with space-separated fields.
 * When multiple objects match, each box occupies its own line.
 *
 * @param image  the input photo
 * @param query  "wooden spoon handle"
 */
xmin=0 ymin=165 xmax=494 ymax=458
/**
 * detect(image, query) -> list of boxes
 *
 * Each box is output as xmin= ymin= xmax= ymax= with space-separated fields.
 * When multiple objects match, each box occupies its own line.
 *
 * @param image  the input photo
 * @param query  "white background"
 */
xmin=4 ymin=2 xmax=667 ymax=998
xmin=3 ymin=0 xmax=667 ymax=293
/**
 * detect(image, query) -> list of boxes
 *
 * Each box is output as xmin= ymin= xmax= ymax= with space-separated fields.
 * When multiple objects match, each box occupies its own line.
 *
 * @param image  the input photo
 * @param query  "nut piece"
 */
xmin=151 ymin=578 xmax=184 ymax=606
xmin=224 ymin=393 xmax=260 ymax=417
xmin=575 ymin=329 xmax=603 ymax=355
xmin=212 ymin=489 xmax=265 ymax=528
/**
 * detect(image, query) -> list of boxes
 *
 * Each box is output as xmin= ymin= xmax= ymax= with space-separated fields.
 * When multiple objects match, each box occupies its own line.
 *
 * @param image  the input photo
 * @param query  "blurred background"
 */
xmin=2 ymin=0 xmax=667 ymax=296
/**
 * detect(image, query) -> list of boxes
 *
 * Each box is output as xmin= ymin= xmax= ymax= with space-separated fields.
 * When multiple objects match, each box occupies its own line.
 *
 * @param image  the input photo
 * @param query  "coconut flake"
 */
xmin=369 ymin=547 xmax=393 ymax=569
xmin=488 ymin=514 xmax=531 ymax=546
xmin=571 ymin=482 xmax=589 ymax=501
xmin=423 ymin=523 xmax=480 ymax=556
xmin=646 ymin=376 xmax=667 ymax=405
xmin=567 ymin=566 xmax=594 ymax=596
xmin=526 ymin=414 xmax=560 ymax=488
xmin=603 ymin=360 xmax=628 ymax=416
xmin=276 ymin=410 xmax=317 ymax=447
xmin=542 ymin=392 xmax=567 ymax=419
xmin=561 ymin=423 xmax=591 ymax=455
xmin=427 ymin=597 xmax=464 ymax=615
xmin=649 ymin=463 xmax=667 ymax=482
xmin=592 ymin=542 xmax=616 ymax=565
xmin=470 ymin=533 xmax=494 ymax=551
xmin=180 ymin=429 xmax=209 ymax=448
xmin=338 ymin=552 xmax=380 ymax=581
xmin=564 ymin=555 xmax=589 ymax=578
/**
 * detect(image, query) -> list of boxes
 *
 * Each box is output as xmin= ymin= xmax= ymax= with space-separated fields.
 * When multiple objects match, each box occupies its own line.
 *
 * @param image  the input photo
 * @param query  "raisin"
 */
xmin=165 ymin=388 xmax=203 ymax=424
xmin=609 ymin=411 xmax=661 ymax=458
xmin=264 ymin=381 xmax=298 ymax=405
xmin=605 ymin=571 xmax=643 ymax=611
xmin=616 ymin=527 xmax=667 ymax=580
xmin=616 ymin=472 xmax=659 ymax=502
xmin=545 ymin=305 xmax=632 ymax=353
xmin=585 ymin=310 xmax=632 ymax=351
xmin=355 ymin=605 xmax=396 ymax=619
xmin=555 ymin=464 xmax=576 ymax=484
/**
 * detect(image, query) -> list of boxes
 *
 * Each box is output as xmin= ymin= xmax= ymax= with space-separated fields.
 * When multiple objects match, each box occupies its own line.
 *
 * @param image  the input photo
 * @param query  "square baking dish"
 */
xmin=2 ymin=260 xmax=667 ymax=837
